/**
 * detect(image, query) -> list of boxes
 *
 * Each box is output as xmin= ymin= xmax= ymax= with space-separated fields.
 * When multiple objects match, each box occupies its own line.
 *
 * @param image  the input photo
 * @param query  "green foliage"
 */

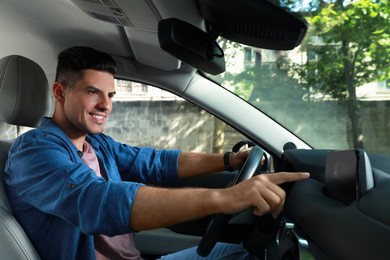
xmin=212 ymin=0 xmax=389 ymax=150
xmin=217 ymin=58 xmax=305 ymax=102
xmin=217 ymin=0 xmax=389 ymax=101
xmin=215 ymin=45 xmax=305 ymax=102
xmin=303 ymin=0 xmax=390 ymax=99
xmin=290 ymin=0 xmax=389 ymax=149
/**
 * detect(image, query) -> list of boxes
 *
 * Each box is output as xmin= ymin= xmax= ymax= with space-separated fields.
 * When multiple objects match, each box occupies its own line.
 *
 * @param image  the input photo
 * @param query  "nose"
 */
xmin=97 ymin=95 xmax=112 ymax=111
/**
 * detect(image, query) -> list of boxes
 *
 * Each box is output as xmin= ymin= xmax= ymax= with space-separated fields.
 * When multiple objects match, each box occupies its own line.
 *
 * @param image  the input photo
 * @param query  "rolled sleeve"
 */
xmin=93 ymin=134 xmax=181 ymax=184
xmin=126 ymin=147 xmax=181 ymax=183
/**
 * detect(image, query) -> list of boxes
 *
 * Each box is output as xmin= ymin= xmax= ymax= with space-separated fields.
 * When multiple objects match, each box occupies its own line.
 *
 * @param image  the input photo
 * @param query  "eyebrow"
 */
xmin=87 ymin=86 xmax=116 ymax=96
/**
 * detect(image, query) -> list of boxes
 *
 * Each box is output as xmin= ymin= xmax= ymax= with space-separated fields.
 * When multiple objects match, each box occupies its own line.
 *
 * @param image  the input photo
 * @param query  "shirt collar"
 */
xmin=40 ymin=117 xmax=100 ymax=154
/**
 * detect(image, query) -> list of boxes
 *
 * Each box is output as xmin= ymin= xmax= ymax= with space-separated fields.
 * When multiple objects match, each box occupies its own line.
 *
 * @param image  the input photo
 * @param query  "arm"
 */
xmin=177 ymin=149 xmax=250 ymax=178
xmin=130 ymin=171 xmax=310 ymax=231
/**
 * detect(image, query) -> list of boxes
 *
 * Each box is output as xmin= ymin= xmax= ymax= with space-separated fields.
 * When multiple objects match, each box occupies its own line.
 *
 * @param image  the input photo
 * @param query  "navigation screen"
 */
xmin=325 ymin=150 xmax=358 ymax=204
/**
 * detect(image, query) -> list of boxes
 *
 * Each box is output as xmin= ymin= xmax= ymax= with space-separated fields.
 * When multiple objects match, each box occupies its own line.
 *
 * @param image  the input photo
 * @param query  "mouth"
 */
xmin=89 ymin=113 xmax=107 ymax=124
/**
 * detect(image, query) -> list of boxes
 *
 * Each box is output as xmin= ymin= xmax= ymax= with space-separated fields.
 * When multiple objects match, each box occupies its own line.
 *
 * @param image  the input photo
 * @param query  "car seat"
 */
xmin=0 ymin=55 xmax=51 ymax=259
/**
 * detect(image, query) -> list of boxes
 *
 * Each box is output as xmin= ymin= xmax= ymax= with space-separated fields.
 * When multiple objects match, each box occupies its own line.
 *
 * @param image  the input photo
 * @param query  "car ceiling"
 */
xmin=0 ymin=0 xmax=199 ymax=82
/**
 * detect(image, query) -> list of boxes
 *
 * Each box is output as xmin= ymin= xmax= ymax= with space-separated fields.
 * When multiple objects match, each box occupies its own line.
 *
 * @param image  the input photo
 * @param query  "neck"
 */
xmin=52 ymin=112 xmax=87 ymax=152
xmin=71 ymin=136 xmax=87 ymax=152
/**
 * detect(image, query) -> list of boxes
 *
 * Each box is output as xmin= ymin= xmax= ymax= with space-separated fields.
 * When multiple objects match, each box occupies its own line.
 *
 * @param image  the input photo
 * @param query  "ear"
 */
xmin=53 ymin=82 xmax=65 ymax=103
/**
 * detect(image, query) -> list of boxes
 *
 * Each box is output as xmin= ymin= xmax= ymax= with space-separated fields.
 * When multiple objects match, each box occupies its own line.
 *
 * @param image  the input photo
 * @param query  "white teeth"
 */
xmin=92 ymin=115 xmax=104 ymax=120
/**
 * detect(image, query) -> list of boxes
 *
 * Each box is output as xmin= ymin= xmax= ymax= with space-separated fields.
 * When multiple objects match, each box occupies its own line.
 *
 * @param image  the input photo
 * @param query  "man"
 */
xmin=4 ymin=46 xmax=309 ymax=259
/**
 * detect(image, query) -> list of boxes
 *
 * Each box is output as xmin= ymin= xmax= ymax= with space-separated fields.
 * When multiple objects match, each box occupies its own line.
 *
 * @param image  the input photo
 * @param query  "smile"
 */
xmin=90 ymin=113 xmax=106 ymax=123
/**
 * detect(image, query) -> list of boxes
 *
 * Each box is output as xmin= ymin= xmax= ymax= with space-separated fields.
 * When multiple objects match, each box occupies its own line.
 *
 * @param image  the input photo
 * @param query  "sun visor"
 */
xmin=126 ymin=27 xmax=181 ymax=71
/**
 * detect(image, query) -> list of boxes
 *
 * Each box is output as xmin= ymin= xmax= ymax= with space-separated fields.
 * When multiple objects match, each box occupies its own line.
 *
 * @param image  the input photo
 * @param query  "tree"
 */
xmin=212 ymin=0 xmax=389 ymax=150
xmin=216 ymin=38 xmax=305 ymax=103
xmin=299 ymin=0 xmax=390 ymax=148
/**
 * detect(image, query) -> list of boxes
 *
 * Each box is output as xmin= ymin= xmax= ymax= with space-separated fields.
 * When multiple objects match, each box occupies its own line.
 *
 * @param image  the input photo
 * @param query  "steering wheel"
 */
xmin=197 ymin=146 xmax=265 ymax=257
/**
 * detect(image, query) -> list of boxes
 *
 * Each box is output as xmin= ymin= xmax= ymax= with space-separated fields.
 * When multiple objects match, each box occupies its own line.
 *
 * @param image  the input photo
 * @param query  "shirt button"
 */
xmin=67 ymin=183 xmax=76 ymax=189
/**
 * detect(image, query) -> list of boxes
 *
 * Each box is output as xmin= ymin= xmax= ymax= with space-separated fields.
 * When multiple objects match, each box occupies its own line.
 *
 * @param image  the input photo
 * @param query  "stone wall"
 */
xmin=104 ymin=100 xmax=245 ymax=153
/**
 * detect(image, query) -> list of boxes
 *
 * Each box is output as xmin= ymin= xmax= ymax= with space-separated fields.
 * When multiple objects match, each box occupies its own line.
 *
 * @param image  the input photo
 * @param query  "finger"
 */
xmin=267 ymin=182 xmax=286 ymax=218
xmin=239 ymin=146 xmax=252 ymax=152
xmin=232 ymin=148 xmax=252 ymax=168
xmin=272 ymin=198 xmax=285 ymax=219
xmin=237 ymin=147 xmax=251 ymax=156
xmin=254 ymin=182 xmax=286 ymax=215
xmin=260 ymin=183 xmax=285 ymax=212
xmin=252 ymin=195 xmax=271 ymax=216
xmin=253 ymin=188 xmax=285 ymax=217
xmin=260 ymin=155 xmax=266 ymax=167
xmin=267 ymin=172 xmax=310 ymax=185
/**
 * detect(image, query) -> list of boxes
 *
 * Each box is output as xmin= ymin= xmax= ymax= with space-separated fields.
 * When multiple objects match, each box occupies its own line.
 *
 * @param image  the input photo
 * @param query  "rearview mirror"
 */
xmin=198 ymin=0 xmax=308 ymax=50
xmin=158 ymin=18 xmax=225 ymax=75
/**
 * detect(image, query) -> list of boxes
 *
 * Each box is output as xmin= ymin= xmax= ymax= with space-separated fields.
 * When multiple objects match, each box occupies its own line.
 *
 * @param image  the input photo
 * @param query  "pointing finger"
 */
xmin=266 ymin=172 xmax=310 ymax=185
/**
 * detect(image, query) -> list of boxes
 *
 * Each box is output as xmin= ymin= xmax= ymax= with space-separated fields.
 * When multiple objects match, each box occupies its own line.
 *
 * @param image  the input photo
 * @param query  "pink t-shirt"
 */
xmin=82 ymin=141 xmax=143 ymax=260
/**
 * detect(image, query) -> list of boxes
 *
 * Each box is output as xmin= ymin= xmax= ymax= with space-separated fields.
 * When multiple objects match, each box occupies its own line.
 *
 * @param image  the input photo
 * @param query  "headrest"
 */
xmin=0 ymin=55 xmax=50 ymax=127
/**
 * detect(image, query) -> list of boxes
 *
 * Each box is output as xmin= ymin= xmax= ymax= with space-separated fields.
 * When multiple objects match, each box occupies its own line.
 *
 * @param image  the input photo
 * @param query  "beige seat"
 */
xmin=0 ymin=55 xmax=51 ymax=259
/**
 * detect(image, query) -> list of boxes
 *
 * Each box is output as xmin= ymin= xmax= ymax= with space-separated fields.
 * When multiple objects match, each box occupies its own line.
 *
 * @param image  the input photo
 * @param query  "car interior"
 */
xmin=0 ymin=0 xmax=389 ymax=259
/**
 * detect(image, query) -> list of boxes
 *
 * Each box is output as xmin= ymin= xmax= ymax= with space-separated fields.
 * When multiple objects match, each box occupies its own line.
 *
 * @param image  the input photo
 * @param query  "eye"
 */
xmin=87 ymin=88 xmax=98 ymax=95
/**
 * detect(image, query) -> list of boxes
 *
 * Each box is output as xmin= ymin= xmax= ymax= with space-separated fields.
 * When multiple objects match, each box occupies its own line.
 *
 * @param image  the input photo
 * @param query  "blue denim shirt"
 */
xmin=4 ymin=117 xmax=181 ymax=259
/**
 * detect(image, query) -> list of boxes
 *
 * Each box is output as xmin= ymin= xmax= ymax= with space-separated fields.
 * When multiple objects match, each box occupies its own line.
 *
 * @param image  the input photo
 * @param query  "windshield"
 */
xmin=208 ymin=0 xmax=389 ymax=155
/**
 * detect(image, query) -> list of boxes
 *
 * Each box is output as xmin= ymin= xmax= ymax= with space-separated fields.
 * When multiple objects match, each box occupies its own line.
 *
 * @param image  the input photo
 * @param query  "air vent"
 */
xmin=82 ymin=0 xmax=103 ymax=4
xmin=87 ymin=11 xmax=120 ymax=25
xmin=116 ymin=17 xmax=132 ymax=27
xmin=234 ymin=23 xmax=285 ymax=41
xmin=109 ymin=7 xmax=123 ymax=16
xmin=72 ymin=0 xmax=133 ymax=27
xmin=81 ymin=0 xmax=115 ymax=7
xmin=101 ymin=0 xmax=115 ymax=7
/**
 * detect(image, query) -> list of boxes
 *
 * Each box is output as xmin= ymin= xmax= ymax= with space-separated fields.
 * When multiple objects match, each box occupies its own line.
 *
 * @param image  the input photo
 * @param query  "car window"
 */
xmin=0 ymin=79 xmax=247 ymax=153
xmin=207 ymin=1 xmax=389 ymax=155
xmin=104 ymin=80 xmax=248 ymax=153
xmin=0 ymin=122 xmax=15 ymax=139
xmin=0 ymin=123 xmax=32 ymax=139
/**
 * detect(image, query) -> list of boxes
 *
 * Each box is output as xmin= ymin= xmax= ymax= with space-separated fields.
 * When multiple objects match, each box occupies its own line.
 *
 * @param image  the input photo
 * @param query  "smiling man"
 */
xmin=4 ymin=46 xmax=309 ymax=260
xmin=52 ymin=48 xmax=117 ymax=147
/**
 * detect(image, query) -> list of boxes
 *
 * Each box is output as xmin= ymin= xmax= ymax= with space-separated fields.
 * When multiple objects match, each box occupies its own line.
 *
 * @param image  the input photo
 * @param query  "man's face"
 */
xmin=61 ymin=69 xmax=116 ymax=136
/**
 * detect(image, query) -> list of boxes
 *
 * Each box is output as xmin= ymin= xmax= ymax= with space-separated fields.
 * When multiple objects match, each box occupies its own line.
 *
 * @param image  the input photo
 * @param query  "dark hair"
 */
xmin=55 ymin=46 xmax=117 ymax=87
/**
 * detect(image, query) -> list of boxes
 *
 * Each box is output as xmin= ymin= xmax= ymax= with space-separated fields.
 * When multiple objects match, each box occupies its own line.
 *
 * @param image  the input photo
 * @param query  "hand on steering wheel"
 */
xmin=197 ymin=146 xmax=265 ymax=257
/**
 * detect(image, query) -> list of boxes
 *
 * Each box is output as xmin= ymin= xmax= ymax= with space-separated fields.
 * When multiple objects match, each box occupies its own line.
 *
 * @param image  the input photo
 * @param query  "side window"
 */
xmin=104 ymin=80 xmax=247 ymax=153
xmin=0 ymin=123 xmax=35 ymax=139
xmin=0 ymin=122 xmax=16 ymax=139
